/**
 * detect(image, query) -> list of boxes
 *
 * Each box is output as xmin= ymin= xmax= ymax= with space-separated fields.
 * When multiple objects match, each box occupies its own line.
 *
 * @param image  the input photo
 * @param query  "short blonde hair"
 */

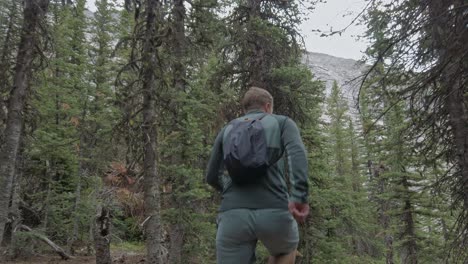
xmin=241 ymin=87 xmax=273 ymax=112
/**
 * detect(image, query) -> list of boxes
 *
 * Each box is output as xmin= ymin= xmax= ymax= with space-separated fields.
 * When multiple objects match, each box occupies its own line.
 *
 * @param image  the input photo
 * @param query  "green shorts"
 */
xmin=216 ymin=208 xmax=299 ymax=264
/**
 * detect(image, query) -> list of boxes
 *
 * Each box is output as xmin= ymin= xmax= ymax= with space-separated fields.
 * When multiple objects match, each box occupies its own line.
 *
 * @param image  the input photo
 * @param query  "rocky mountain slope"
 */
xmin=302 ymin=52 xmax=369 ymax=115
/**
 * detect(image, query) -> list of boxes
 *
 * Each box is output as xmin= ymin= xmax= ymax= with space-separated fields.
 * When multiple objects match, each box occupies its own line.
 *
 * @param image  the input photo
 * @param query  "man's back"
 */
xmin=206 ymin=87 xmax=309 ymax=264
xmin=206 ymin=110 xmax=309 ymax=211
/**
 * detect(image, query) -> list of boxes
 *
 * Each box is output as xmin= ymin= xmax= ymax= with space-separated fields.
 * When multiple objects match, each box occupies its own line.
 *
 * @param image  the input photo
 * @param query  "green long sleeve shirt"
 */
xmin=206 ymin=110 xmax=309 ymax=212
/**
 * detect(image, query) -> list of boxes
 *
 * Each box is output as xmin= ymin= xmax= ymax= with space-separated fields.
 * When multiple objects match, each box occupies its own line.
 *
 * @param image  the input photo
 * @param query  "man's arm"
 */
xmin=205 ymin=129 xmax=225 ymax=192
xmin=282 ymin=118 xmax=309 ymax=204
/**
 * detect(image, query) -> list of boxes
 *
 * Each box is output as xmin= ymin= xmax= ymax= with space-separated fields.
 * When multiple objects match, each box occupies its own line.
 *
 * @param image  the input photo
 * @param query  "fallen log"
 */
xmin=17 ymin=224 xmax=73 ymax=260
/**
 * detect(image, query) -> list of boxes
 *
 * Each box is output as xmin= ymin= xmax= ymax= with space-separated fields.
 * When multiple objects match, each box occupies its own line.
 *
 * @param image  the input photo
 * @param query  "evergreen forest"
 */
xmin=0 ymin=0 xmax=466 ymax=263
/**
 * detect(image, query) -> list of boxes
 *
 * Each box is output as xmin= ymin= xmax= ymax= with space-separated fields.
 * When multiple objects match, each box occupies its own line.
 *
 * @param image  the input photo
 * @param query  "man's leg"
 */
xmin=255 ymin=209 xmax=299 ymax=264
xmin=216 ymin=209 xmax=257 ymax=264
xmin=267 ymin=250 xmax=296 ymax=264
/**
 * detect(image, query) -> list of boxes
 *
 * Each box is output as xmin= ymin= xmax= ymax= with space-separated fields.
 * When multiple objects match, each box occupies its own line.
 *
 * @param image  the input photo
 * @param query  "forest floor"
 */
xmin=2 ymin=242 xmax=146 ymax=263
xmin=3 ymin=254 xmax=146 ymax=264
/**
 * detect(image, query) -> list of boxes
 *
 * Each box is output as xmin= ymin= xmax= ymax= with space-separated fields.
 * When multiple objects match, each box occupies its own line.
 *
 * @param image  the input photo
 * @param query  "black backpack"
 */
xmin=222 ymin=114 xmax=276 ymax=184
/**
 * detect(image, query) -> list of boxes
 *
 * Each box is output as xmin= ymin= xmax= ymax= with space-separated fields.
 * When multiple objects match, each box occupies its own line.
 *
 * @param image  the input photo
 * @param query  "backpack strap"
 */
xmin=222 ymin=113 xmax=268 ymax=143
xmin=248 ymin=113 xmax=268 ymax=123
xmin=258 ymin=113 xmax=268 ymax=120
xmin=268 ymin=115 xmax=288 ymax=166
xmin=272 ymin=115 xmax=288 ymax=140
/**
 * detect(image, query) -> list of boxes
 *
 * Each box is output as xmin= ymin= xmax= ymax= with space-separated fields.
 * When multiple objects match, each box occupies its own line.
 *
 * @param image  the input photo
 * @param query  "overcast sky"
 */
xmin=85 ymin=0 xmax=369 ymax=60
xmin=299 ymin=0 xmax=369 ymax=60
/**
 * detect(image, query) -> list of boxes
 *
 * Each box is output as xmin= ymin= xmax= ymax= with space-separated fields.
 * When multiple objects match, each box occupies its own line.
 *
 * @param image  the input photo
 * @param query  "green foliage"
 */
xmin=113 ymin=213 xmax=143 ymax=242
xmin=359 ymin=61 xmax=457 ymax=262
xmin=1 ymin=0 xmax=460 ymax=262
xmin=306 ymin=82 xmax=383 ymax=263
xmin=110 ymin=241 xmax=145 ymax=253
xmin=10 ymin=231 xmax=36 ymax=258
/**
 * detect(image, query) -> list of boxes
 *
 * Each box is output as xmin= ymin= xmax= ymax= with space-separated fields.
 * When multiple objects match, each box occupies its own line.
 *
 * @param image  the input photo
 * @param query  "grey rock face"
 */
xmin=302 ymin=51 xmax=369 ymax=114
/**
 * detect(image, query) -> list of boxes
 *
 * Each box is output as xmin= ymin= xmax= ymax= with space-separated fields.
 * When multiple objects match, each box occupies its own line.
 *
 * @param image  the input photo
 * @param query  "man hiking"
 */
xmin=206 ymin=87 xmax=310 ymax=264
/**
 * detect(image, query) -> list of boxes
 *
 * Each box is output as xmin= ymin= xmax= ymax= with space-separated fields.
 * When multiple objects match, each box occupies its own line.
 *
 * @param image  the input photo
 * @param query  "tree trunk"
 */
xmin=350 ymin=123 xmax=360 ymax=192
xmin=167 ymin=1 xmax=186 ymax=263
xmin=247 ymin=0 xmax=265 ymax=88
xmin=68 ymin=165 xmax=83 ymax=254
xmin=94 ymin=206 xmax=112 ymax=264
xmin=446 ymin=76 xmax=468 ymax=212
xmin=441 ymin=218 xmax=449 ymax=242
xmin=168 ymin=223 xmax=184 ymax=264
xmin=41 ymin=160 xmax=53 ymax=231
xmin=373 ymin=163 xmax=394 ymax=264
xmin=142 ymin=0 xmax=163 ymax=262
xmin=401 ymin=177 xmax=417 ymax=264
xmin=172 ymin=0 xmax=186 ymax=93
xmin=431 ymin=0 xmax=468 ymax=210
xmin=0 ymin=1 xmax=17 ymax=132
xmin=0 ymin=0 xmax=49 ymax=243
xmin=382 ymin=208 xmax=393 ymax=263
xmin=428 ymin=0 xmax=468 ymax=250
xmin=1 ymin=151 xmax=22 ymax=247
xmin=5 ymin=174 xmax=21 ymax=258
xmin=68 ymin=135 xmax=86 ymax=254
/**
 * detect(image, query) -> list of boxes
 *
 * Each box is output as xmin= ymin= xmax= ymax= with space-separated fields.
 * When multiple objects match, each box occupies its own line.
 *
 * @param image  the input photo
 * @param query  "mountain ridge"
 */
xmin=303 ymin=51 xmax=369 ymax=113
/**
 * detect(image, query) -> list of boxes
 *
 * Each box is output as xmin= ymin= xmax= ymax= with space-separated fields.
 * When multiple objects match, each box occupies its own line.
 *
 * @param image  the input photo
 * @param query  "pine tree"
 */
xmin=363 ymin=2 xmax=467 ymax=260
xmin=382 ymin=95 xmax=419 ymax=264
xmin=0 ymin=1 xmax=22 ymax=247
xmin=89 ymin=0 xmax=119 ymax=261
xmin=0 ymin=0 xmax=21 ymax=135
xmin=359 ymin=65 xmax=456 ymax=263
xmin=139 ymin=0 xmax=164 ymax=261
xmin=306 ymin=81 xmax=381 ymax=263
xmin=0 ymin=0 xmax=50 ymax=243
xmin=211 ymin=0 xmax=315 ymax=121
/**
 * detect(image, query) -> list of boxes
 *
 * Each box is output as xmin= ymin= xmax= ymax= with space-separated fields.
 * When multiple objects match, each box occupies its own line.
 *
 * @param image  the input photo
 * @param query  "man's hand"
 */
xmin=288 ymin=202 xmax=309 ymax=224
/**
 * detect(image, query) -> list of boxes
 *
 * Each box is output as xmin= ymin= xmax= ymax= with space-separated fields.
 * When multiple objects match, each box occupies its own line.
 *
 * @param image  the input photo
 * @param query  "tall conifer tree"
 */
xmin=0 ymin=0 xmax=49 ymax=242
